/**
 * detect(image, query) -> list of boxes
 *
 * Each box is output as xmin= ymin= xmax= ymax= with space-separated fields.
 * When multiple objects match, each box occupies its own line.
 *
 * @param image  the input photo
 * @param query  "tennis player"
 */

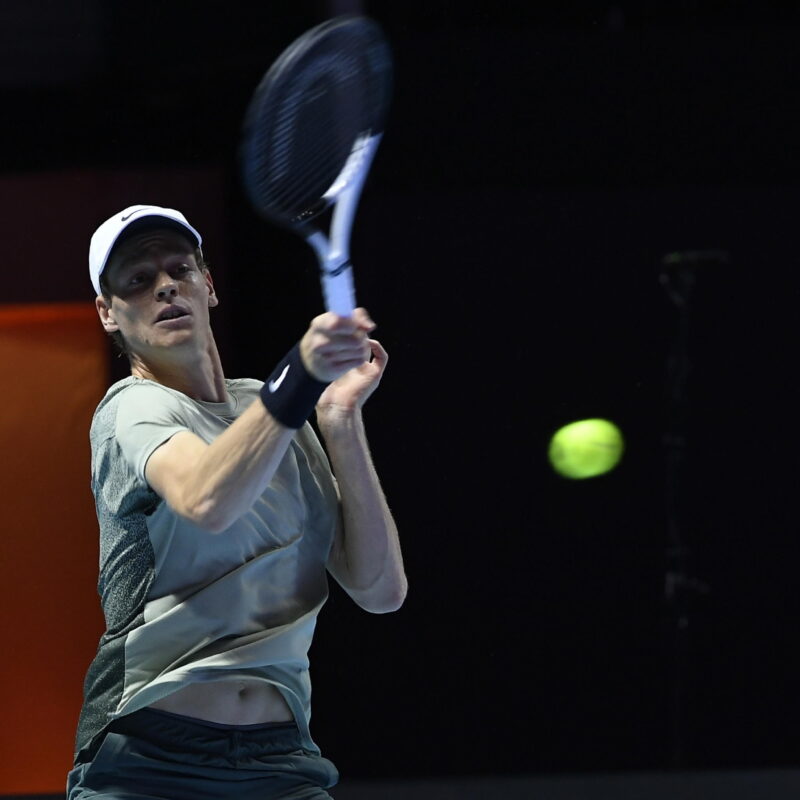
xmin=67 ymin=205 xmax=407 ymax=800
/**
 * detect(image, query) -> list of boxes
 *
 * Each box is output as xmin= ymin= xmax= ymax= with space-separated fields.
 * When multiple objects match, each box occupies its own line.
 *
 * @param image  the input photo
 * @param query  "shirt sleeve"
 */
xmin=114 ymin=382 xmax=193 ymax=484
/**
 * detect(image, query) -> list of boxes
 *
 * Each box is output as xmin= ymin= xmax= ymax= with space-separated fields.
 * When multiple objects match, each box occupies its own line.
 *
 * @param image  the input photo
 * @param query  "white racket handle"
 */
xmin=321 ymin=263 xmax=356 ymax=317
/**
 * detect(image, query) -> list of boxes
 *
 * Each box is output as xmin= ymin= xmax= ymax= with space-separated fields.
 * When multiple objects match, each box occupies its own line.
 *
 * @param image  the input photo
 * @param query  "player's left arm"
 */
xmin=317 ymin=336 xmax=407 ymax=614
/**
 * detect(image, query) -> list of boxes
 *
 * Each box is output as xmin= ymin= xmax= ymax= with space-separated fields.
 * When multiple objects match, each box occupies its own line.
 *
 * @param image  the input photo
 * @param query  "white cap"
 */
xmin=88 ymin=204 xmax=203 ymax=295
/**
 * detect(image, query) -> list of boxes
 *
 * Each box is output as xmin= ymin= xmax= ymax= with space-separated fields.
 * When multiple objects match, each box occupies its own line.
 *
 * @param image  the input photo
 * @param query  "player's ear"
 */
xmin=96 ymin=295 xmax=119 ymax=332
xmin=204 ymin=269 xmax=219 ymax=308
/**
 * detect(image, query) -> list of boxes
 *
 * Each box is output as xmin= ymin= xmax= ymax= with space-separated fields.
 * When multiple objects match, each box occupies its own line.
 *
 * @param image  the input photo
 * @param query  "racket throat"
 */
xmin=324 ymin=259 xmax=352 ymax=278
xmin=306 ymin=231 xmax=355 ymax=315
xmin=320 ymin=260 xmax=356 ymax=317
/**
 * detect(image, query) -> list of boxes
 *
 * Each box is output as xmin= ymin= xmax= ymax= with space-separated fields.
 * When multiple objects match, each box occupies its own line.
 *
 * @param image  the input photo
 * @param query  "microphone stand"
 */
xmin=659 ymin=250 xmax=726 ymax=768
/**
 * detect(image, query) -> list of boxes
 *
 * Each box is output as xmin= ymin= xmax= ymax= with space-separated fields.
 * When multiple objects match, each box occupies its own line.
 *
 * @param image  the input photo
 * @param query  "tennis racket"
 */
xmin=240 ymin=15 xmax=393 ymax=316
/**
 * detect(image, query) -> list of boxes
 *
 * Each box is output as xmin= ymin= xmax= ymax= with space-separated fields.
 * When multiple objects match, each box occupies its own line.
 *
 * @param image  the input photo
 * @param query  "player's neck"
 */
xmin=129 ymin=335 xmax=227 ymax=403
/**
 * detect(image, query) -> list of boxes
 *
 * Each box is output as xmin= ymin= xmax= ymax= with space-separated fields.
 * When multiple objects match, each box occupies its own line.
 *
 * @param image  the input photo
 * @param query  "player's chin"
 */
xmin=153 ymin=328 xmax=196 ymax=349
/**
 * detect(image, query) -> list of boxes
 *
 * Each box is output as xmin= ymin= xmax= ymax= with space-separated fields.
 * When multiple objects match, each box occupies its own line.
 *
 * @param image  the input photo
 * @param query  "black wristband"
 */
xmin=260 ymin=342 xmax=329 ymax=428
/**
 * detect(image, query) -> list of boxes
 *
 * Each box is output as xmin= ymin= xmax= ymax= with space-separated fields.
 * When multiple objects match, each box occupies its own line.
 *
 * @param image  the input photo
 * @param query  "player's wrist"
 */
xmin=316 ymin=404 xmax=366 ymax=438
xmin=261 ymin=343 xmax=329 ymax=429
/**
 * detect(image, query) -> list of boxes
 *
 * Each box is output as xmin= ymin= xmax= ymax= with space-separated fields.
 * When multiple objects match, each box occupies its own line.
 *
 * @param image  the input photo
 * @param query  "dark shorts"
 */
xmin=66 ymin=708 xmax=339 ymax=800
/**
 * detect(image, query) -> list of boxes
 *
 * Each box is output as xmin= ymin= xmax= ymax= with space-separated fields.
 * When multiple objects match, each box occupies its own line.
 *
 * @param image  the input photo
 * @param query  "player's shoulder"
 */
xmin=91 ymin=376 xmax=137 ymax=431
xmin=94 ymin=376 xmax=184 ymax=414
xmin=90 ymin=377 xmax=186 ymax=440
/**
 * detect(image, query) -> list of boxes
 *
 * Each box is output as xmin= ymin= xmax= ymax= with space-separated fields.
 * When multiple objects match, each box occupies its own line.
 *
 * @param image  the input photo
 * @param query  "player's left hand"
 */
xmin=315 ymin=337 xmax=387 ymax=420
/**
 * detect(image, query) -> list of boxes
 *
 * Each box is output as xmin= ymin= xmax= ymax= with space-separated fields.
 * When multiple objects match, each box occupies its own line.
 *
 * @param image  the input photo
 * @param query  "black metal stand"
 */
xmin=659 ymin=250 xmax=726 ymax=768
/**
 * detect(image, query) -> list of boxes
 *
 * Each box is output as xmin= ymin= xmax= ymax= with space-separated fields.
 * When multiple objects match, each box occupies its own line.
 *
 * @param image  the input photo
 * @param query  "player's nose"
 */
xmin=154 ymin=272 xmax=178 ymax=299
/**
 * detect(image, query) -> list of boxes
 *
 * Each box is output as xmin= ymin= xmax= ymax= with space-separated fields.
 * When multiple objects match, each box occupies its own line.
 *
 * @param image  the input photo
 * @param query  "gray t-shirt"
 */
xmin=74 ymin=376 xmax=339 ymax=761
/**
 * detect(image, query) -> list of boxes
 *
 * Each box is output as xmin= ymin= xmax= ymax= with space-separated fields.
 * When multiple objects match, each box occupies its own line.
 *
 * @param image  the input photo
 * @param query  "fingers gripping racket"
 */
xmin=240 ymin=15 xmax=392 ymax=316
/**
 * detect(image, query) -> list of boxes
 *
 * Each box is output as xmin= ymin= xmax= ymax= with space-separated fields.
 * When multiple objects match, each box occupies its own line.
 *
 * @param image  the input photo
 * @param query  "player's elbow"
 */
xmin=196 ymin=506 xmax=237 ymax=534
xmin=177 ymin=494 xmax=233 ymax=534
xmin=360 ymin=576 xmax=408 ymax=614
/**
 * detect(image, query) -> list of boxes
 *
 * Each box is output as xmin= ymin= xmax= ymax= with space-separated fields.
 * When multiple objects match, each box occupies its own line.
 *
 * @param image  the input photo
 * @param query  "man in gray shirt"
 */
xmin=67 ymin=204 xmax=407 ymax=800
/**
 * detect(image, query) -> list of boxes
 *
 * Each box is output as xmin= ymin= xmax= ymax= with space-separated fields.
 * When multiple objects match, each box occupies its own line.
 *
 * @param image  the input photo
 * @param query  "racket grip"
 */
xmin=321 ymin=264 xmax=356 ymax=317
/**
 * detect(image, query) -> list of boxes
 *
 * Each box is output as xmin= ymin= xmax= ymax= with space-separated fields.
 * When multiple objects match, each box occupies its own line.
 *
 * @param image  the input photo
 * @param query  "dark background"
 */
xmin=2 ymin=0 xmax=799 ymax=784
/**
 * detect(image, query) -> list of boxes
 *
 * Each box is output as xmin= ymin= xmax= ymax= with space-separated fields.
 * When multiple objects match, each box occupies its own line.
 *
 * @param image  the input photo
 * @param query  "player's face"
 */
xmin=96 ymin=229 xmax=218 ymax=355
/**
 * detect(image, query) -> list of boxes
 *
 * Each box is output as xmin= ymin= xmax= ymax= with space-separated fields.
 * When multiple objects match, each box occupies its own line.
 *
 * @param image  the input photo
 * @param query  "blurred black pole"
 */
xmin=659 ymin=250 xmax=726 ymax=768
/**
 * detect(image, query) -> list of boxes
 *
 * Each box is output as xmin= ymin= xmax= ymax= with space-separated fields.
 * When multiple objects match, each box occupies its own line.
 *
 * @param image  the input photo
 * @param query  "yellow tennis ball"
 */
xmin=548 ymin=418 xmax=624 ymax=479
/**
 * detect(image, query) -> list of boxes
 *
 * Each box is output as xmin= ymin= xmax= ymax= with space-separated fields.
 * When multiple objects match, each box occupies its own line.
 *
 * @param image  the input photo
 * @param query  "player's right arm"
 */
xmin=143 ymin=311 xmax=373 ymax=533
xmin=144 ymin=401 xmax=294 ymax=534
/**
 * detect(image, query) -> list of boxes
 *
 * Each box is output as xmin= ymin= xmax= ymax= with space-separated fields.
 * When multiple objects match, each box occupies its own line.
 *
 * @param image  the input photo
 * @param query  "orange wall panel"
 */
xmin=0 ymin=303 xmax=108 ymax=795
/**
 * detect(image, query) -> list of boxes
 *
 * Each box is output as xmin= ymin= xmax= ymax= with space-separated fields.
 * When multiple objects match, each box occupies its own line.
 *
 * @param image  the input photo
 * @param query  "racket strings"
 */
xmin=253 ymin=118 xmax=347 ymax=217
xmin=253 ymin=118 xmax=368 ymax=217
xmin=259 ymin=66 xmax=370 ymax=199
xmin=242 ymin=19 xmax=391 ymax=224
